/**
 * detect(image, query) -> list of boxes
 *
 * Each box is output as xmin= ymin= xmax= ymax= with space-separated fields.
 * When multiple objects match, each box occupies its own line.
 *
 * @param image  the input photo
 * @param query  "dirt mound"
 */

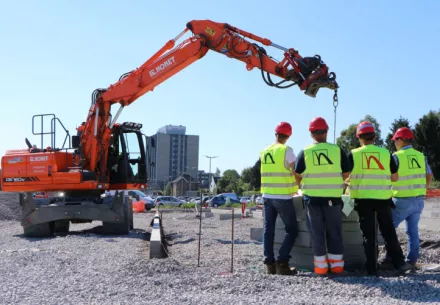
xmin=0 ymin=192 xmax=21 ymax=221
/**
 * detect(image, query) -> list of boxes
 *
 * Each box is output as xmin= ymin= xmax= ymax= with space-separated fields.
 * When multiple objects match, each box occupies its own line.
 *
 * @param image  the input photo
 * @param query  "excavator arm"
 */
xmin=79 ymin=19 xmax=339 ymax=180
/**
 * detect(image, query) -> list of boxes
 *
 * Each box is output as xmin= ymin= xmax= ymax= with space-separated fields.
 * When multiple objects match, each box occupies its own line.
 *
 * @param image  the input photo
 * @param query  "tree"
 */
xmin=385 ymin=116 xmax=412 ymax=152
xmin=215 ymin=167 xmax=221 ymax=176
xmin=249 ymin=159 xmax=261 ymax=191
xmin=241 ymin=167 xmax=252 ymax=184
xmin=164 ymin=182 xmax=172 ymax=195
xmin=413 ymin=110 xmax=440 ymax=180
xmin=217 ymin=169 xmax=241 ymax=194
xmin=337 ymin=123 xmax=358 ymax=152
xmin=336 ymin=114 xmax=384 ymax=152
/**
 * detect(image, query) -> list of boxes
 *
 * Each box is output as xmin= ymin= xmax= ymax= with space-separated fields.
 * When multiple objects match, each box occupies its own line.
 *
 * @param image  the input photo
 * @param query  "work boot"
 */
xmin=265 ymin=262 xmax=276 ymax=275
xmin=276 ymin=261 xmax=297 ymax=275
xmin=398 ymin=262 xmax=415 ymax=275
xmin=408 ymin=261 xmax=420 ymax=270
xmin=378 ymin=259 xmax=394 ymax=271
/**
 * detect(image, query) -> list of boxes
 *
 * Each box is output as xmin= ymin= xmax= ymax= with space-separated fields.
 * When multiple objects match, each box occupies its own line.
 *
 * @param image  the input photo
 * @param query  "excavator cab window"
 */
xmin=108 ymin=123 xmax=146 ymax=184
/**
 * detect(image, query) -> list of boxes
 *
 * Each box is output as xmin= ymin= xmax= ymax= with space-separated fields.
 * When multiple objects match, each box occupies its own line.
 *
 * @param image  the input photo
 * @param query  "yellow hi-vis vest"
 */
xmin=260 ymin=143 xmax=298 ymax=195
xmin=350 ymin=144 xmax=392 ymax=199
xmin=301 ymin=142 xmax=345 ymax=197
xmin=392 ymin=148 xmax=426 ymax=197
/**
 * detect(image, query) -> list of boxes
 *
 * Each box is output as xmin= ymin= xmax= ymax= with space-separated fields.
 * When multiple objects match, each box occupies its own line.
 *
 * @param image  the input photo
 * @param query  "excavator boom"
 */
xmin=0 ymin=19 xmax=339 ymax=238
xmin=80 ymin=20 xmax=338 ymax=176
xmin=2 ymin=19 xmax=338 ymax=193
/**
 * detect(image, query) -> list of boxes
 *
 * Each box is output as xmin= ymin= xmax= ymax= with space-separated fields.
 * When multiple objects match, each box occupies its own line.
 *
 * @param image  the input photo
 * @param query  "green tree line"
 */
xmin=337 ymin=111 xmax=440 ymax=180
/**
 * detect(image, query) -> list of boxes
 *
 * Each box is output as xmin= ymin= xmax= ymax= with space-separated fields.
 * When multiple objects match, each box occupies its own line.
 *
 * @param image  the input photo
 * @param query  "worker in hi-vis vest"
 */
xmin=294 ymin=117 xmax=350 ymax=275
xmin=380 ymin=127 xmax=433 ymax=271
xmin=347 ymin=121 xmax=413 ymax=275
xmin=260 ymin=121 xmax=299 ymax=276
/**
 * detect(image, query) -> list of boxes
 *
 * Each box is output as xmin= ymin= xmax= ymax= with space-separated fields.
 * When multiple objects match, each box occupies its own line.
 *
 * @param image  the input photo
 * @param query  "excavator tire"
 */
xmin=23 ymin=222 xmax=54 ymax=238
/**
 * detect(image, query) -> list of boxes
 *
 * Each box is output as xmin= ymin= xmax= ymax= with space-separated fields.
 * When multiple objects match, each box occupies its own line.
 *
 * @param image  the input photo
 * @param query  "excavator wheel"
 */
xmin=23 ymin=222 xmax=54 ymax=238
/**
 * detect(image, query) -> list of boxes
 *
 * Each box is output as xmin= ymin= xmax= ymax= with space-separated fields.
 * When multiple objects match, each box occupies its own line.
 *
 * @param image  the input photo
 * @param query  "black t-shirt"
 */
xmin=346 ymin=151 xmax=398 ymax=173
xmin=294 ymin=146 xmax=351 ymax=174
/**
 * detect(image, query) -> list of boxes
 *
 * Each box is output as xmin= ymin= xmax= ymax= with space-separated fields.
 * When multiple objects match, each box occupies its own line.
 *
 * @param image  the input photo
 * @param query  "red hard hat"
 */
xmin=275 ymin=122 xmax=292 ymax=136
xmin=392 ymin=127 xmax=414 ymax=140
xmin=309 ymin=117 xmax=329 ymax=131
xmin=356 ymin=121 xmax=375 ymax=138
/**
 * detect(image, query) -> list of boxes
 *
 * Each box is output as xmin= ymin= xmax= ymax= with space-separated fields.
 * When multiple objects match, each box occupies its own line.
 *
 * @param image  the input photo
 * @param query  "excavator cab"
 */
xmin=106 ymin=122 xmax=147 ymax=185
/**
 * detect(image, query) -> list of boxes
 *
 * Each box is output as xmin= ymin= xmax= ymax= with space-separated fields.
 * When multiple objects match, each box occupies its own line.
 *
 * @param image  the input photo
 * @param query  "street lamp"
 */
xmin=204 ymin=155 xmax=219 ymax=198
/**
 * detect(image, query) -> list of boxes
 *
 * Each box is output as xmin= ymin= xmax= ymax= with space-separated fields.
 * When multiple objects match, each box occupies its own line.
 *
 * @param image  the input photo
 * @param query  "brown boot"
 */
xmin=265 ymin=262 xmax=276 ymax=275
xmin=276 ymin=261 xmax=297 ymax=275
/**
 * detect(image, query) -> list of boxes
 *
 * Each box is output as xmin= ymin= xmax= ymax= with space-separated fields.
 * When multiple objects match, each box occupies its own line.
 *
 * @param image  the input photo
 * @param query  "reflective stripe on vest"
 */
xmin=392 ymin=148 xmax=426 ymax=197
xmin=350 ymin=145 xmax=392 ymax=199
xmin=301 ymin=142 xmax=344 ymax=197
xmin=260 ymin=143 xmax=297 ymax=195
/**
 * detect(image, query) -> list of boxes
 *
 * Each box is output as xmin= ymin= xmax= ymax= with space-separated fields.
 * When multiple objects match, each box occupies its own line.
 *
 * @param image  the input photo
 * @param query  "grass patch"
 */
xmin=181 ymin=203 xmax=196 ymax=208
xmin=224 ymin=203 xmax=242 ymax=208
xmin=158 ymin=204 xmax=179 ymax=209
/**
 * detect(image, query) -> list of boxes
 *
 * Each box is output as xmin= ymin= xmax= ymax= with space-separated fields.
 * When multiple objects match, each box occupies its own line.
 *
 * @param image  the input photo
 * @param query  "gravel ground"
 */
xmin=379 ymin=230 xmax=440 ymax=265
xmin=0 ymin=208 xmax=439 ymax=304
xmin=0 ymin=192 xmax=21 ymax=221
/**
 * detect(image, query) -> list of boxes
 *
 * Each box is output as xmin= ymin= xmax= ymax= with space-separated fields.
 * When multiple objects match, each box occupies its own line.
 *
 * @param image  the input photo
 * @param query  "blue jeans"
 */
xmin=386 ymin=196 xmax=425 ymax=263
xmin=263 ymin=197 xmax=298 ymax=263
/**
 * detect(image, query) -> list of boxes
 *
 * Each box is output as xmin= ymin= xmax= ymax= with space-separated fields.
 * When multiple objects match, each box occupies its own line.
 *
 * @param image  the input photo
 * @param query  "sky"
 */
xmin=1 ymin=0 xmax=439 ymax=176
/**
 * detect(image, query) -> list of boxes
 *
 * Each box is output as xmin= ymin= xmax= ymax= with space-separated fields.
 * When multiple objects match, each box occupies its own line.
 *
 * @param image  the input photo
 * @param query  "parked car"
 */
xmin=33 ymin=192 xmax=48 ymax=199
xmin=210 ymin=194 xmax=241 ymax=207
xmin=202 ymin=196 xmax=214 ymax=206
xmin=154 ymin=196 xmax=186 ymax=207
xmin=127 ymin=190 xmax=155 ymax=210
xmin=105 ymin=189 xmax=154 ymax=210
xmin=221 ymin=192 xmax=239 ymax=201
xmin=240 ymin=197 xmax=251 ymax=204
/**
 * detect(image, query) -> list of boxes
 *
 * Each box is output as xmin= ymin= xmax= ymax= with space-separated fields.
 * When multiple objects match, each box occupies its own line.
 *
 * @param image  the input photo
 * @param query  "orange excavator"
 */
xmin=1 ymin=20 xmax=338 ymax=236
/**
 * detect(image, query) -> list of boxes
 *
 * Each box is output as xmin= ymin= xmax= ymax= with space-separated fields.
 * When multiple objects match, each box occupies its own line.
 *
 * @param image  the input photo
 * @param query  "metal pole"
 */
xmin=231 ymin=208 xmax=234 ymax=273
xmin=197 ymin=190 xmax=203 ymax=267
xmin=208 ymin=159 xmax=211 ymax=199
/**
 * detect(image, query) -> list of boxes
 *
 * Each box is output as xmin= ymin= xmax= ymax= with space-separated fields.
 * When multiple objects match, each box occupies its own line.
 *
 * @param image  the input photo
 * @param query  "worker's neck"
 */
xmin=312 ymin=137 xmax=327 ymax=144
xmin=362 ymin=141 xmax=375 ymax=146
xmin=276 ymin=140 xmax=287 ymax=145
